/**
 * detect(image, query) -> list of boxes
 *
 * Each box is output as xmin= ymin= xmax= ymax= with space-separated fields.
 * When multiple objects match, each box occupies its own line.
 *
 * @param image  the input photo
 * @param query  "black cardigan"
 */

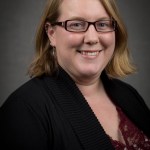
xmin=0 ymin=69 xmax=150 ymax=150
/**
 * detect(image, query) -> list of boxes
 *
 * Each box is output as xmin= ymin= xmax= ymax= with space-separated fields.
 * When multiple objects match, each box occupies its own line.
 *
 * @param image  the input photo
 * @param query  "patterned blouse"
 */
xmin=110 ymin=107 xmax=150 ymax=150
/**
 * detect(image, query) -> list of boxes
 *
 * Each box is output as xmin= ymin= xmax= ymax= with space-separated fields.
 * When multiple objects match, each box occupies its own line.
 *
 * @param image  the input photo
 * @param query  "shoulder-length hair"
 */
xmin=28 ymin=0 xmax=136 ymax=78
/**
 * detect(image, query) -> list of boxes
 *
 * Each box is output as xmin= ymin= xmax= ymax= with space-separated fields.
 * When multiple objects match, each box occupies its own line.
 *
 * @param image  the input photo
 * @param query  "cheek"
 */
xmin=101 ymin=33 xmax=116 ymax=49
xmin=55 ymin=30 xmax=83 ymax=48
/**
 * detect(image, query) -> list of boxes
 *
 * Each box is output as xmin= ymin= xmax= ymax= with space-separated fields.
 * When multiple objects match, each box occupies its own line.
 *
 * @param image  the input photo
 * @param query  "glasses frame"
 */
xmin=51 ymin=19 xmax=117 ymax=33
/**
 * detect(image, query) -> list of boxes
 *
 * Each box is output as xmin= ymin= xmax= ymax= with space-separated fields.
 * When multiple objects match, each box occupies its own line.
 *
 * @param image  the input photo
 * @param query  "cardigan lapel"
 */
xmin=44 ymin=69 xmax=115 ymax=150
xmin=101 ymin=72 xmax=150 ymax=138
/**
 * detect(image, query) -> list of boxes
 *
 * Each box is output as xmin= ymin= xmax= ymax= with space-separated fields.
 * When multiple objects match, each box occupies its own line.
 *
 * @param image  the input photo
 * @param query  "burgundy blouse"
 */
xmin=110 ymin=107 xmax=150 ymax=150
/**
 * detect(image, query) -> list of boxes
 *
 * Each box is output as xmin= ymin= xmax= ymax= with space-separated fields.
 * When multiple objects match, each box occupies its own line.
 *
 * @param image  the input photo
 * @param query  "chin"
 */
xmin=79 ymin=68 xmax=101 ymax=77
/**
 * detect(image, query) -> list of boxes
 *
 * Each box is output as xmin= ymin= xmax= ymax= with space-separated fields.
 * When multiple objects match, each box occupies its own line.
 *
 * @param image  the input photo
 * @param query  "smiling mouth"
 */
xmin=77 ymin=50 xmax=102 ymax=56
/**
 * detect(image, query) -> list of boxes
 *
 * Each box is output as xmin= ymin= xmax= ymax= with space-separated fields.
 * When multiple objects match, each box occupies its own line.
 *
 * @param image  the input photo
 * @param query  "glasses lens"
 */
xmin=67 ymin=20 xmax=87 ymax=32
xmin=96 ymin=20 xmax=115 ymax=32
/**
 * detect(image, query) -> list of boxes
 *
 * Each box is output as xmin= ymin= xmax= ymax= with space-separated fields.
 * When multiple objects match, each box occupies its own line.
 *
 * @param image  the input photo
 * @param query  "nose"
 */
xmin=84 ymin=25 xmax=99 ymax=45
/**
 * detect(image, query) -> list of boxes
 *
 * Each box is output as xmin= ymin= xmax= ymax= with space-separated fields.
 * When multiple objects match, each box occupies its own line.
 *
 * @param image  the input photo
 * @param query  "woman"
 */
xmin=0 ymin=0 xmax=150 ymax=149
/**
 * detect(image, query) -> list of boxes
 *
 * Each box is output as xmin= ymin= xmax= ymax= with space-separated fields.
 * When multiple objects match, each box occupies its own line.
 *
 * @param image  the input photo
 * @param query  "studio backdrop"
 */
xmin=0 ymin=0 xmax=150 ymax=108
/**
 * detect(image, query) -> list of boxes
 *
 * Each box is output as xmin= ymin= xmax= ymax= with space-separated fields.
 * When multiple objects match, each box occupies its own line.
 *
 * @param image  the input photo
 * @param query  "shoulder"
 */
xmin=111 ymin=78 xmax=144 ymax=101
xmin=0 ymin=75 xmax=53 ymax=130
xmin=0 ymin=76 xmax=53 ymax=149
xmin=103 ymin=75 xmax=149 ymax=110
xmin=1 ymin=76 xmax=50 ymax=111
xmin=110 ymin=78 xmax=139 ymax=95
xmin=11 ymin=77 xmax=46 ymax=97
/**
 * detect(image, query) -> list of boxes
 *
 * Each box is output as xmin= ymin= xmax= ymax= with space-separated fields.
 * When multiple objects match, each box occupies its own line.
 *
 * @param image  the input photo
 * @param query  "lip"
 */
xmin=77 ymin=50 xmax=102 ymax=57
xmin=77 ymin=50 xmax=102 ymax=53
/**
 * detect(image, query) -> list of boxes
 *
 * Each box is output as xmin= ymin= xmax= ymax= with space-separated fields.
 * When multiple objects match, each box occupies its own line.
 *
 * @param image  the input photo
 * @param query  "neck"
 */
xmin=76 ymin=78 xmax=105 ymax=101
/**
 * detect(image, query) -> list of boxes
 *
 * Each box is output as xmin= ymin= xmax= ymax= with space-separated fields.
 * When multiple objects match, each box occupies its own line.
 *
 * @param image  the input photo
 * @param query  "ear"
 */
xmin=45 ymin=22 xmax=56 ymax=47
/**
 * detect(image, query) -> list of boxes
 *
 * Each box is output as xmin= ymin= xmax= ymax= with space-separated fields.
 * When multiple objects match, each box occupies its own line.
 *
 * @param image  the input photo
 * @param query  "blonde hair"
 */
xmin=28 ymin=0 xmax=136 ymax=78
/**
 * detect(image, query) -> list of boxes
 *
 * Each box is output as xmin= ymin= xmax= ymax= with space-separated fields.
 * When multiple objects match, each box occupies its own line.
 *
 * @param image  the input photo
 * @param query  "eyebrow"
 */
xmin=66 ymin=16 xmax=87 ymax=21
xmin=64 ymin=16 xmax=112 ymax=21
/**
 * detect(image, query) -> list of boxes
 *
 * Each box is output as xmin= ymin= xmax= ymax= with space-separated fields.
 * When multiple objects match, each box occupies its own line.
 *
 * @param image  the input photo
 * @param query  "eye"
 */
xmin=97 ymin=21 xmax=110 ymax=28
xmin=67 ymin=21 xmax=85 ymax=30
xmin=71 ymin=22 xmax=82 ymax=27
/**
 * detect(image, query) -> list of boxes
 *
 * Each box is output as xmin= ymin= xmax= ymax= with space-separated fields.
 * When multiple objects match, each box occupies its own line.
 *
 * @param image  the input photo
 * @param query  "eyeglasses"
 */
xmin=51 ymin=19 xmax=117 ymax=33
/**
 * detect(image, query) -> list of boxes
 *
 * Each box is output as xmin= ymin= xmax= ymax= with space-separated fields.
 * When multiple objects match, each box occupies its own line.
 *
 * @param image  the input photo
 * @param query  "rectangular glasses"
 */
xmin=51 ymin=19 xmax=117 ymax=33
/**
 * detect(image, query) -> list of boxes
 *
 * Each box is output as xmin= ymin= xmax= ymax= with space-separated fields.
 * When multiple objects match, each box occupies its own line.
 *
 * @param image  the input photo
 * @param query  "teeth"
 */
xmin=81 ymin=51 xmax=99 ymax=56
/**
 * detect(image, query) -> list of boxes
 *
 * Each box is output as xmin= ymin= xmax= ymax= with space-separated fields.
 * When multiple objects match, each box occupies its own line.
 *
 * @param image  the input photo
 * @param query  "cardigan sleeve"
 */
xmin=0 ymin=80 xmax=52 ymax=150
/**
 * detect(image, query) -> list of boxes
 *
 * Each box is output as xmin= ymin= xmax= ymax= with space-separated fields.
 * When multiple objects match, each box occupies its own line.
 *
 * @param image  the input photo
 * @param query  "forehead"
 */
xmin=58 ymin=0 xmax=110 ymax=20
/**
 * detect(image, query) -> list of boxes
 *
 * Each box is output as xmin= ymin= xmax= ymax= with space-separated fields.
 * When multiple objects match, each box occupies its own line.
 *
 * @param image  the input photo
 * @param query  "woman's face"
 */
xmin=48 ymin=0 xmax=115 ymax=84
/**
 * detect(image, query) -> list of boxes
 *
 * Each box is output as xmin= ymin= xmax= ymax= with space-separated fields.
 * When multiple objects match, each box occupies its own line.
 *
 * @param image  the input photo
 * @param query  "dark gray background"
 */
xmin=0 ymin=0 xmax=150 ymax=108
